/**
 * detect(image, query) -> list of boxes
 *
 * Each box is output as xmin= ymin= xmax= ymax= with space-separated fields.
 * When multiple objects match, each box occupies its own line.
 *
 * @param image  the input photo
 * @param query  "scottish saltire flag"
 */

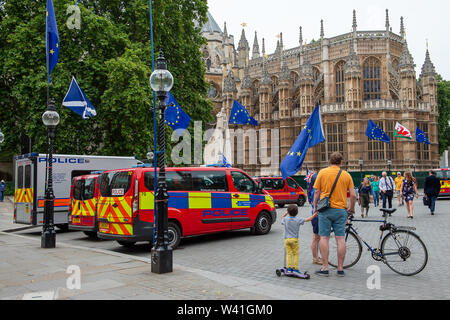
xmin=416 ymin=127 xmax=431 ymax=145
xmin=366 ymin=120 xmax=390 ymax=143
xmin=220 ymin=153 xmax=232 ymax=168
xmin=229 ymin=101 xmax=258 ymax=126
xmin=165 ymin=92 xmax=191 ymax=135
xmin=62 ymin=77 xmax=97 ymax=119
xmin=280 ymin=104 xmax=326 ymax=179
xmin=46 ymin=0 xmax=60 ymax=84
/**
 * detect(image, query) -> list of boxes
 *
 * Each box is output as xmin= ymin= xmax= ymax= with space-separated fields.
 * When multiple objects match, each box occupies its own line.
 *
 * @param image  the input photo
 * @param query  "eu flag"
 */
xmin=416 ymin=127 xmax=431 ymax=145
xmin=229 ymin=101 xmax=258 ymax=126
xmin=280 ymin=104 xmax=326 ymax=179
xmin=165 ymin=92 xmax=191 ymax=135
xmin=366 ymin=120 xmax=390 ymax=143
xmin=46 ymin=0 xmax=60 ymax=84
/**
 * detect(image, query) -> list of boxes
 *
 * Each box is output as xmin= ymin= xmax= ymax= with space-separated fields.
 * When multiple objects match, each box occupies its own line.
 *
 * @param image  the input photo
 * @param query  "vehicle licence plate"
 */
xmin=99 ymin=222 xmax=109 ymax=230
xmin=72 ymin=217 xmax=81 ymax=224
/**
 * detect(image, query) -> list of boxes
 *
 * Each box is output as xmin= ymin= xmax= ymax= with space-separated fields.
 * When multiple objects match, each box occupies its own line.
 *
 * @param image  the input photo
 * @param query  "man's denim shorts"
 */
xmin=318 ymin=208 xmax=348 ymax=237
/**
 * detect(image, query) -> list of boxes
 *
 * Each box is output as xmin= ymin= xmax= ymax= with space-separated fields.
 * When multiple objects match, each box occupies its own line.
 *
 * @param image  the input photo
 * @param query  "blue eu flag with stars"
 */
xmin=366 ymin=120 xmax=390 ymax=143
xmin=46 ymin=0 xmax=60 ymax=84
xmin=416 ymin=127 xmax=431 ymax=145
xmin=280 ymin=104 xmax=326 ymax=179
xmin=165 ymin=92 xmax=191 ymax=135
xmin=229 ymin=101 xmax=258 ymax=126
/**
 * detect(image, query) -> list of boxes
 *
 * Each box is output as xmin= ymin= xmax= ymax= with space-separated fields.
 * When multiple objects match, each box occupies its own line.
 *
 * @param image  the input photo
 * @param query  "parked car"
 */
xmin=253 ymin=176 xmax=306 ymax=208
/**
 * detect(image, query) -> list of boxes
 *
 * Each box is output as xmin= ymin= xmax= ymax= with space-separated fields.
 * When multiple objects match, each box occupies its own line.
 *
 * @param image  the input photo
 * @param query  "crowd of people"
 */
xmin=281 ymin=152 xmax=441 ymax=278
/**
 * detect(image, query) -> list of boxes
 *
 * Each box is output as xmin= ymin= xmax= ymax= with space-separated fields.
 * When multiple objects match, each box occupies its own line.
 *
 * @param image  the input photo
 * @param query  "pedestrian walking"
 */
xmin=400 ymin=171 xmax=419 ymax=219
xmin=0 ymin=180 xmax=5 ymax=202
xmin=371 ymin=176 xmax=380 ymax=207
xmin=307 ymin=172 xmax=322 ymax=265
xmin=358 ymin=178 xmax=373 ymax=218
xmin=395 ymin=172 xmax=405 ymax=206
xmin=313 ymin=152 xmax=356 ymax=277
xmin=281 ymin=205 xmax=318 ymax=275
xmin=380 ymin=172 xmax=395 ymax=212
xmin=424 ymin=171 xmax=441 ymax=215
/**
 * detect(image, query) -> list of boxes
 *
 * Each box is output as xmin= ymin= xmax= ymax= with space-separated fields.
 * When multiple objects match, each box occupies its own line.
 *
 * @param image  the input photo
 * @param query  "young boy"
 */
xmin=282 ymin=204 xmax=318 ymax=275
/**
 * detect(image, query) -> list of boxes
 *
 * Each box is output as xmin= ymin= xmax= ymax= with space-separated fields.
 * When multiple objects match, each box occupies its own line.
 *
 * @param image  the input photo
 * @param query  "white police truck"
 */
xmin=13 ymin=153 xmax=142 ymax=230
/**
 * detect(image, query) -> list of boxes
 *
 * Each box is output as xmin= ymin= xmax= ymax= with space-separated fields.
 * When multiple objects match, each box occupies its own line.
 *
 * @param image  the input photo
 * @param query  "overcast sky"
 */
xmin=208 ymin=0 xmax=449 ymax=79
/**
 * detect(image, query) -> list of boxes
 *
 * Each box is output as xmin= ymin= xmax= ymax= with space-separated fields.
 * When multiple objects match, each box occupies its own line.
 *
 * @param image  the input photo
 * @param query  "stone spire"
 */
xmin=252 ymin=31 xmax=260 ymax=59
xmin=299 ymin=26 xmax=303 ymax=47
xmin=223 ymin=22 xmax=228 ymax=38
xmin=399 ymin=41 xmax=415 ymax=69
xmin=385 ymin=9 xmax=390 ymax=30
xmin=420 ymin=48 xmax=436 ymax=78
xmin=238 ymin=28 xmax=249 ymax=51
xmin=260 ymin=38 xmax=272 ymax=85
xmin=352 ymin=10 xmax=357 ymax=33
xmin=320 ymin=20 xmax=324 ymax=39
xmin=241 ymin=64 xmax=253 ymax=89
xmin=262 ymin=37 xmax=266 ymax=57
xmin=279 ymin=44 xmax=290 ymax=81
xmin=299 ymin=52 xmax=313 ymax=82
xmin=344 ymin=40 xmax=361 ymax=78
xmin=400 ymin=17 xmax=405 ymax=39
xmin=223 ymin=70 xmax=237 ymax=92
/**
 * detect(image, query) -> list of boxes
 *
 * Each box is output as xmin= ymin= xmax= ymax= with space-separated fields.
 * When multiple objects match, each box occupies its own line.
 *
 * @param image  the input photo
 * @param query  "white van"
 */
xmin=13 ymin=153 xmax=142 ymax=230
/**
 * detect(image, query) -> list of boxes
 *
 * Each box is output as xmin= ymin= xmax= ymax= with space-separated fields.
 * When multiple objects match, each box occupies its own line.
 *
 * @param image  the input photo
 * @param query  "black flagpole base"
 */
xmin=151 ymin=247 xmax=173 ymax=274
xmin=41 ymin=229 xmax=56 ymax=249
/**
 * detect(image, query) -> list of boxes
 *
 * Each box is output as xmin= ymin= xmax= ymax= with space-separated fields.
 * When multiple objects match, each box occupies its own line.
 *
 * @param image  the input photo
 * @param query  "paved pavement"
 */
xmin=0 ymin=194 xmax=449 ymax=300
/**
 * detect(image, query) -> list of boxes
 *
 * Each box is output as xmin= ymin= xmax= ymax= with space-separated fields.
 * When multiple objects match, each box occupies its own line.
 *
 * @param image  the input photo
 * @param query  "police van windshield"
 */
xmin=100 ymin=171 xmax=133 ymax=197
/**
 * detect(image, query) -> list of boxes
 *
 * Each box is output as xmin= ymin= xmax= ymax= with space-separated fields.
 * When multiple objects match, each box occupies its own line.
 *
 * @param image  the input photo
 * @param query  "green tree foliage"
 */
xmin=0 ymin=0 xmax=211 ymax=161
xmin=437 ymin=74 xmax=450 ymax=154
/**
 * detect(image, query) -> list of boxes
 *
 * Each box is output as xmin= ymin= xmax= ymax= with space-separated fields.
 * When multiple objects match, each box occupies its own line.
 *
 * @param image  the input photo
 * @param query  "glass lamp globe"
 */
xmin=42 ymin=110 xmax=60 ymax=128
xmin=146 ymin=152 xmax=154 ymax=161
xmin=150 ymin=69 xmax=174 ymax=93
xmin=0 ymin=131 xmax=4 ymax=144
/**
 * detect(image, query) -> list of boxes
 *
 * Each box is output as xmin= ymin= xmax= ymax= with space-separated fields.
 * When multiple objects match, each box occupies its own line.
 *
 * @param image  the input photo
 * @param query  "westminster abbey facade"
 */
xmin=201 ymin=10 xmax=439 ymax=176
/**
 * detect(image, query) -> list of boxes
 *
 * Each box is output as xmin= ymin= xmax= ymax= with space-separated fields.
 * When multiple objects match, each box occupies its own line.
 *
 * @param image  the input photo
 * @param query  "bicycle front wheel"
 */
xmin=381 ymin=230 xmax=428 ymax=276
xmin=329 ymin=231 xmax=362 ymax=269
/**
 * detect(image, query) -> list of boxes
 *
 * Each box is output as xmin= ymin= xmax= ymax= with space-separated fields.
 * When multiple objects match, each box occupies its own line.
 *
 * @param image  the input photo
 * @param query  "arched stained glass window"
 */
xmin=335 ymin=61 xmax=345 ymax=103
xmin=363 ymin=57 xmax=381 ymax=101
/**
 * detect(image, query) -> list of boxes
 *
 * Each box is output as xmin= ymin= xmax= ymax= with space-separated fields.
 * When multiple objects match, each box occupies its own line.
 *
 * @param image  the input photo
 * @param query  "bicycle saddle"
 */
xmin=380 ymin=208 xmax=397 ymax=214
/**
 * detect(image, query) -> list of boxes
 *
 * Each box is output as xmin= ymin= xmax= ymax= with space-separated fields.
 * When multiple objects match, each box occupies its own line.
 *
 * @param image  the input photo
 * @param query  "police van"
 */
xmin=13 ymin=154 xmax=142 ymax=229
xmin=69 ymin=173 xmax=101 ymax=237
xmin=96 ymin=167 xmax=276 ymax=249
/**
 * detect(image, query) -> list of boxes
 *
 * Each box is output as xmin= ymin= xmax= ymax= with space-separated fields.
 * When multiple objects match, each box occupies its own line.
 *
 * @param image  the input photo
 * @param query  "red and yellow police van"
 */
xmin=96 ymin=167 xmax=276 ymax=249
xmin=253 ymin=176 xmax=306 ymax=208
xmin=433 ymin=168 xmax=450 ymax=198
xmin=69 ymin=173 xmax=101 ymax=237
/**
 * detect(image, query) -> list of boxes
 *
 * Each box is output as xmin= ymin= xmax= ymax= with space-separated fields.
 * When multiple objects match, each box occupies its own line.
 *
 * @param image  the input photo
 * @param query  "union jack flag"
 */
xmin=304 ymin=164 xmax=314 ymax=184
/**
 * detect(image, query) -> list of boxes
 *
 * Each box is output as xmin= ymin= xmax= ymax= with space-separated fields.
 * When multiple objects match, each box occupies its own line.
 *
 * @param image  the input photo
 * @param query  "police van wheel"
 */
xmin=254 ymin=212 xmax=272 ymax=235
xmin=117 ymin=241 xmax=136 ymax=247
xmin=297 ymin=196 xmax=306 ymax=207
xmin=168 ymin=222 xmax=181 ymax=250
xmin=83 ymin=231 xmax=97 ymax=238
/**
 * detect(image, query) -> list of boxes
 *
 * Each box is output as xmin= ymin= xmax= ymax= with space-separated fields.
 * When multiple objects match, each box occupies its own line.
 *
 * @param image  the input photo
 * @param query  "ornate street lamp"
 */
xmin=413 ymin=163 xmax=416 ymax=176
xmin=0 ymin=130 xmax=4 ymax=150
xmin=149 ymin=52 xmax=174 ymax=274
xmin=387 ymin=159 xmax=392 ymax=176
xmin=359 ymin=158 xmax=364 ymax=182
xmin=41 ymin=99 xmax=60 ymax=248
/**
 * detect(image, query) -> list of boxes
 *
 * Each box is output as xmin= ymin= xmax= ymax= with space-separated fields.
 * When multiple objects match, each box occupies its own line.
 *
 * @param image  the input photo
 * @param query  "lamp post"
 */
xmin=149 ymin=52 xmax=174 ymax=274
xmin=387 ymin=159 xmax=392 ymax=176
xmin=413 ymin=163 xmax=416 ymax=177
xmin=0 ymin=130 xmax=4 ymax=149
xmin=41 ymin=99 xmax=60 ymax=249
xmin=359 ymin=158 xmax=364 ymax=182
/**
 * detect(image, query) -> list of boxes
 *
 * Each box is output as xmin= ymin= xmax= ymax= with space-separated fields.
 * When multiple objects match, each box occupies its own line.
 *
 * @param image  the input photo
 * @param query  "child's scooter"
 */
xmin=276 ymin=247 xmax=310 ymax=279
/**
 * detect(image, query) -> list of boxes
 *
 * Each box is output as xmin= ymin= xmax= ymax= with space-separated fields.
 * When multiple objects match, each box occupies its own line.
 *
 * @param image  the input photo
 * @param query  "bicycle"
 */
xmin=328 ymin=208 xmax=428 ymax=276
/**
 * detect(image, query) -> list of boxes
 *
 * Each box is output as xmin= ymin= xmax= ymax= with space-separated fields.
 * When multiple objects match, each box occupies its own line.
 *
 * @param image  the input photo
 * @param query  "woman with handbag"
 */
xmin=400 ymin=171 xmax=419 ymax=219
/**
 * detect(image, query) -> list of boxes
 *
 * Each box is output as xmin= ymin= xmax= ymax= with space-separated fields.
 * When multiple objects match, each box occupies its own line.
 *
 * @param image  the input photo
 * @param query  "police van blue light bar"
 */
xmin=91 ymin=171 xmax=104 ymax=174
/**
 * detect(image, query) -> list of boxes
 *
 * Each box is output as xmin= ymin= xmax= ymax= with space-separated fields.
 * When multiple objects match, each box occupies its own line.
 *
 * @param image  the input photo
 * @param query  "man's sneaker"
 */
xmin=337 ymin=270 xmax=345 ymax=277
xmin=315 ymin=270 xmax=329 ymax=277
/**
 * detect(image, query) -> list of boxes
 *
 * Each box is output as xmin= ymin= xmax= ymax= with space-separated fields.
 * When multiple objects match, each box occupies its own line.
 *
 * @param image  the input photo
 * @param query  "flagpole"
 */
xmin=149 ymin=0 xmax=157 ymax=244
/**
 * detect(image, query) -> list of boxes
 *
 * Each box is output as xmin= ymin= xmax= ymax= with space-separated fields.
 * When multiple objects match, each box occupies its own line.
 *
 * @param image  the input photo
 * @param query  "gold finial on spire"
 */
xmin=241 ymin=22 xmax=248 ymax=28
